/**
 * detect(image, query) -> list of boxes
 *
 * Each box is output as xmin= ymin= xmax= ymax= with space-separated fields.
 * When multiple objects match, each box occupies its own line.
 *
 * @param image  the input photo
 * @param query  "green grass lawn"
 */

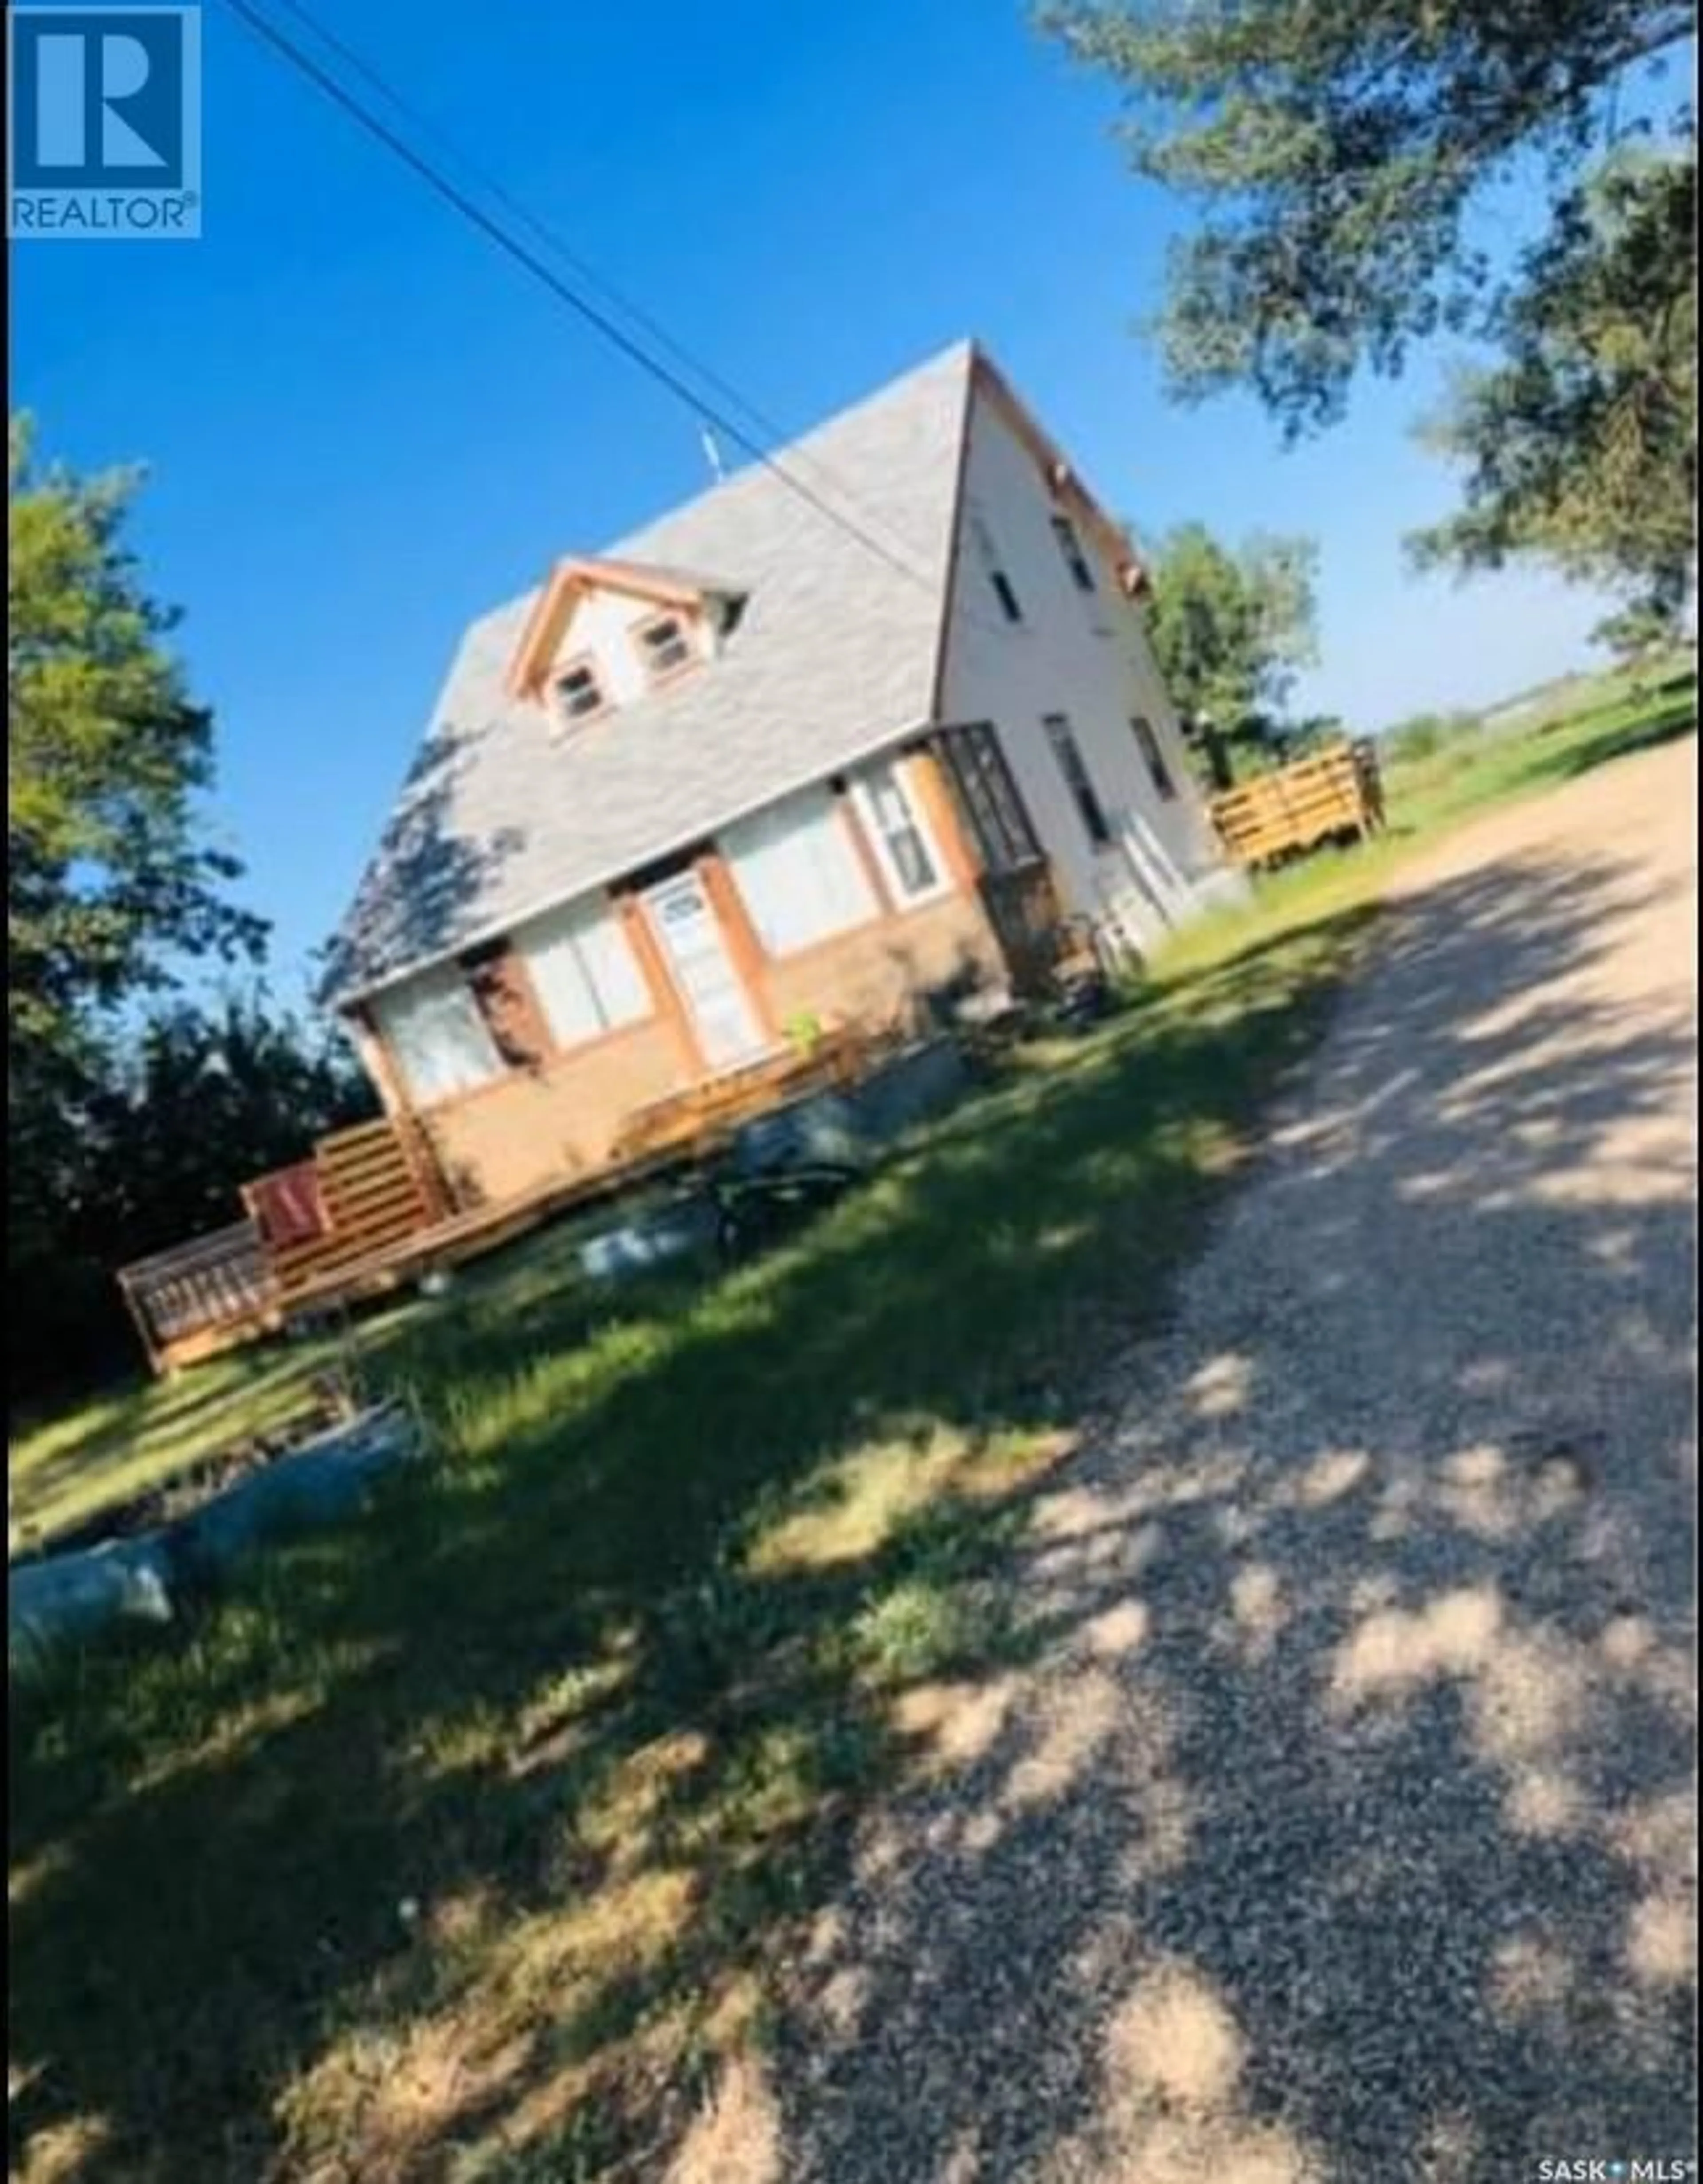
xmin=8 ymin=663 xmax=1695 ymax=2183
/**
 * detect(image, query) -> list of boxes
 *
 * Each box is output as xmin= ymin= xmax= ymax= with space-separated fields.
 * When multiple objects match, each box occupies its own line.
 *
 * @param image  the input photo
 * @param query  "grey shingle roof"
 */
xmin=321 ymin=340 xmax=976 ymax=1003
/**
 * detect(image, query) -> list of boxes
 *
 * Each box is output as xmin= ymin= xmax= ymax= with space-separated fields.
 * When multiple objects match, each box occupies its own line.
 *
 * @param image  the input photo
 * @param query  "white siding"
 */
xmin=936 ymin=392 xmax=1247 ymax=954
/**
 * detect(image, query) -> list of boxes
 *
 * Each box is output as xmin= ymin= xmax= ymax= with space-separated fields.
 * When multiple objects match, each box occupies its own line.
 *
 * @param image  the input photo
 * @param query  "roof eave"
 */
xmin=324 ymin=707 xmax=942 ymax=1013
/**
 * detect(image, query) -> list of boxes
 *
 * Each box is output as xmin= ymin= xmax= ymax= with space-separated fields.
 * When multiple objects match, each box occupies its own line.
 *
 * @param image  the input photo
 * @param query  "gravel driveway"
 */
xmin=678 ymin=739 xmax=1698 ymax=2184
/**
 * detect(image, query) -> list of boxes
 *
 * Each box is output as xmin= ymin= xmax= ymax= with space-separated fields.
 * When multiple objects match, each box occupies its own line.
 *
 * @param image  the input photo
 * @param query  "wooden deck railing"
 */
xmin=118 ymin=1221 xmax=278 ymax=1376
xmin=253 ymin=1115 xmax=449 ymax=1299
xmin=1208 ymin=742 xmax=1378 ymax=869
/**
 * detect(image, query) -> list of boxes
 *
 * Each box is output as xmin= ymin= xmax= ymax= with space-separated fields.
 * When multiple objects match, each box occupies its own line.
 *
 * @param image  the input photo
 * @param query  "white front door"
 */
xmin=644 ymin=871 xmax=767 ymax=1070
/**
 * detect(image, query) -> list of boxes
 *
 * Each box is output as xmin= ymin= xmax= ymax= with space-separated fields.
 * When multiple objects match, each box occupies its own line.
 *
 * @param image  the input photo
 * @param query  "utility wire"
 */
xmin=266 ymin=0 xmax=811 ymax=468
xmin=219 ymin=0 xmax=971 ymax=606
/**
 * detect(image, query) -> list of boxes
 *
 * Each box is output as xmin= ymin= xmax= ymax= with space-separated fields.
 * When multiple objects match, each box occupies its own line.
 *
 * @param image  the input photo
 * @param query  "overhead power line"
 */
xmin=265 ymin=0 xmax=805 ymax=460
xmin=218 ymin=0 xmax=968 ymax=605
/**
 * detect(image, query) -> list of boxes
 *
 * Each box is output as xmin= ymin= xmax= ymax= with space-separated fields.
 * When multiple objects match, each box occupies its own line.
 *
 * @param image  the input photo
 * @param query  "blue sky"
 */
xmin=13 ymin=0 xmax=1621 ymax=997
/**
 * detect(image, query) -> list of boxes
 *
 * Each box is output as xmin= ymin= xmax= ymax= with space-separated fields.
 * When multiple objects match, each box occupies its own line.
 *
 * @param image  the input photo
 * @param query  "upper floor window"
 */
xmin=969 ymin=515 xmax=1023 ymax=625
xmin=553 ymin=656 xmax=608 ymax=726
xmin=1044 ymin=713 xmax=1113 ymax=849
xmin=635 ymin=611 xmax=694 ymax=684
xmin=1050 ymin=513 xmax=1097 ymax=594
xmin=1132 ymin=715 xmax=1177 ymax=801
xmin=854 ymin=758 xmax=945 ymax=902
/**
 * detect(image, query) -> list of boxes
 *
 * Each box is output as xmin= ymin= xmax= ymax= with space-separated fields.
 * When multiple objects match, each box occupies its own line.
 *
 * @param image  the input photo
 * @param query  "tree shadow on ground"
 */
xmin=761 ymin=816 xmax=1696 ymax=2182
xmin=8 ymin=761 xmax=1696 ymax=2182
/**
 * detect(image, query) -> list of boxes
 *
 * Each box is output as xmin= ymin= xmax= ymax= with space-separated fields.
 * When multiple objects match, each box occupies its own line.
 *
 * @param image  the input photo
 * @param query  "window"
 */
xmin=939 ymin=722 xmax=1040 ymax=873
xmin=553 ymin=656 xmax=608 ymax=725
xmin=1050 ymin=513 xmax=1097 ymax=594
xmin=373 ymin=965 xmax=503 ymax=1105
xmin=519 ymin=898 xmax=649 ymax=1048
xmin=635 ymin=612 xmax=694 ymax=683
xmin=1132 ymin=715 xmax=1177 ymax=801
xmin=723 ymin=786 xmax=877 ymax=954
xmin=853 ymin=758 xmax=944 ymax=902
xmin=1044 ymin=713 xmax=1112 ymax=849
xmin=969 ymin=515 xmax=1023 ymax=625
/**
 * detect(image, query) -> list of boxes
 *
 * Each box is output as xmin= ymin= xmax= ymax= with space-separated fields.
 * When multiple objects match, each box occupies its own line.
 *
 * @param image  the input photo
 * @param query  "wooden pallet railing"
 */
xmin=1208 ymin=742 xmax=1373 ymax=868
xmin=118 ymin=1221 xmax=278 ymax=1375
xmin=259 ymin=1114 xmax=448 ymax=1297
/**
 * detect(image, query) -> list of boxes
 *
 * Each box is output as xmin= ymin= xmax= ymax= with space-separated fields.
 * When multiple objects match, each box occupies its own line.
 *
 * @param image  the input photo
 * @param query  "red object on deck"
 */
xmin=245 ymin=1161 xmax=329 ymax=1250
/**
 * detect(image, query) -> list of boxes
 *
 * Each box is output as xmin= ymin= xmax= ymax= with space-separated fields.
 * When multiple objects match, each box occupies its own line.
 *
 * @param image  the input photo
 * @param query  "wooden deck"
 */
xmin=117 ymin=1025 xmax=899 ymax=1373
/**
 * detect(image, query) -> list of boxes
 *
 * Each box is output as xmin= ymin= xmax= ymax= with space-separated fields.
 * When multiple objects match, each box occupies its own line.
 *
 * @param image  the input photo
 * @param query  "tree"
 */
xmin=1141 ymin=523 xmax=1320 ymax=778
xmin=9 ymin=417 xmax=269 ymax=1394
xmin=1040 ymin=0 xmax=1694 ymax=434
xmin=1408 ymin=146 xmax=1696 ymax=615
xmin=12 ymin=991 xmax=375 ymax=1403
xmin=8 ymin=416 xmax=265 ymax=1092
xmin=1593 ymin=597 xmax=1690 ymax=669
xmin=82 ymin=994 xmax=375 ymax=1253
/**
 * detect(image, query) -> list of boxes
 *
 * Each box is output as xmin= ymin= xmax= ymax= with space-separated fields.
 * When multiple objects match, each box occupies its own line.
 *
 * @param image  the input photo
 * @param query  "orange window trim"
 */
xmin=616 ymin=889 xmax=704 ymax=1078
xmin=694 ymin=850 xmax=780 ymax=1040
xmin=508 ymin=557 xmax=711 ymax=700
xmin=902 ymin=743 xmax=981 ymax=896
xmin=834 ymin=781 xmax=897 ymax=917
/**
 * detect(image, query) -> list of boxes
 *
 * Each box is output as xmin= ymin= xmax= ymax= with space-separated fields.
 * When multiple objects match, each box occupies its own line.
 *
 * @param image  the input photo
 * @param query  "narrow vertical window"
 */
xmin=1131 ymin=715 xmax=1177 ymax=801
xmin=970 ymin=515 xmax=1023 ymax=625
xmin=1050 ymin=512 xmax=1096 ymax=593
xmin=1044 ymin=713 xmax=1112 ymax=849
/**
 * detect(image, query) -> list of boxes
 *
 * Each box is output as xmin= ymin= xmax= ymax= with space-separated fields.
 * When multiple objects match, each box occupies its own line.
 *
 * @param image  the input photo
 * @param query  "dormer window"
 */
xmin=553 ymin=656 xmax=608 ymax=726
xmin=635 ymin=611 xmax=694 ymax=684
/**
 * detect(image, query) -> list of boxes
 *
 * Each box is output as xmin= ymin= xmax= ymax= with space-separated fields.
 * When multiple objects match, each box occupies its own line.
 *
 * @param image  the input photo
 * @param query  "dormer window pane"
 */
xmin=554 ymin=660 xmax=607 ymax=723
xmin=637 ymin=613 xmax=693 ymax=680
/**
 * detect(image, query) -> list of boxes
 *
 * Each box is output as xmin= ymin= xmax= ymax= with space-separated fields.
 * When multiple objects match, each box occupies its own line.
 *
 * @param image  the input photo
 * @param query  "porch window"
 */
xmin=723 ymin=786 xmax=876 ymax=955
xmin=373 ymin=965 xmax=503 ymax=1105
xmin=1044 ymin=713 xmax=1113 ymax=849
xmin=853 ymin=758 xmax=945 ymax=903
xmin=939 ymin=723 xmax=1040 ymax=873
xmin=520 ymin=898 xmax=649 ymax=1047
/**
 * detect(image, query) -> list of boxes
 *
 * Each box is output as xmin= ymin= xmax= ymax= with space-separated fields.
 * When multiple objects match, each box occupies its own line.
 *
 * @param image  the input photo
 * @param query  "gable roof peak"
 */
xmin=505 ymin=554 xmax=743 ymax=703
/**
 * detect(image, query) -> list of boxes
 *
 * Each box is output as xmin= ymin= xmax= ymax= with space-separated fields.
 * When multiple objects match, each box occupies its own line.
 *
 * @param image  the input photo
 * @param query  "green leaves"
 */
xmin=8 ymin=416 xmax=265 ymax=1070
xmin=9 ymin=417 xmax=278 ymax=1394
xmin=1141 ymin=522 xmax=1320 ymax=751
xmin=1040 ymin=0 xmax=1694 ymax=431
xmin=1407 ymin=145 xmax=1696 ymax=611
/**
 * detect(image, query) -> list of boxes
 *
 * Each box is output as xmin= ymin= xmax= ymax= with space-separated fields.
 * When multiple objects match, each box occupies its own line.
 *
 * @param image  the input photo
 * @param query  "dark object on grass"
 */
xmin=709 ymin=1162 xmax=859 ymax=1266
